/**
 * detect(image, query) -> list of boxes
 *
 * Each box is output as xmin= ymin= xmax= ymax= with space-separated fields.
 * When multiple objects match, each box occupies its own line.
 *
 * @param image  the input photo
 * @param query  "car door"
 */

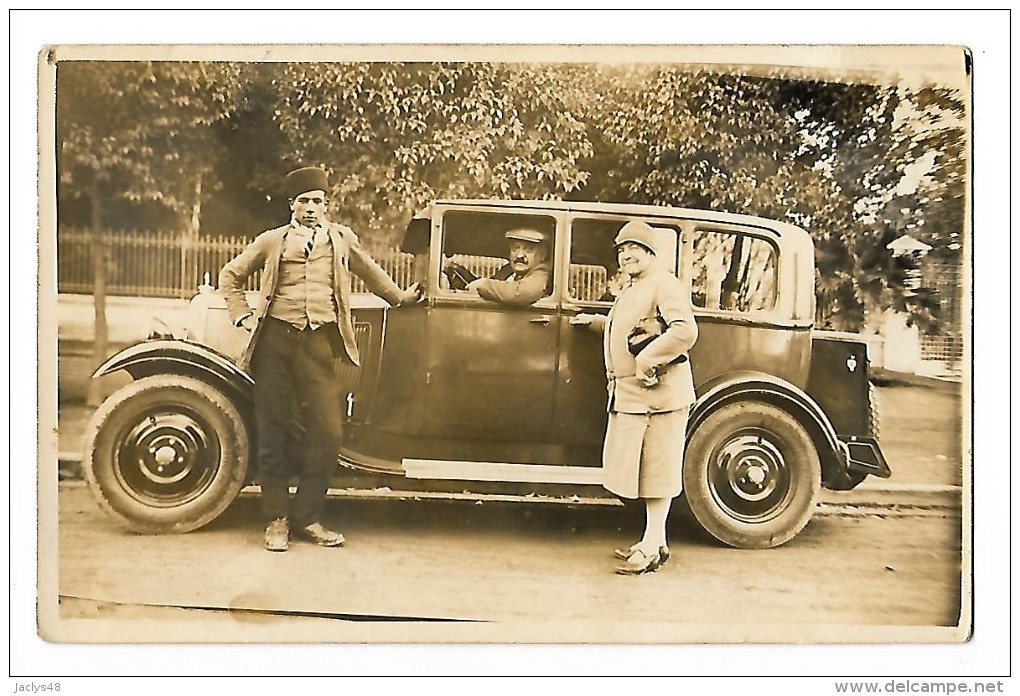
xmin=422 ymin=208 xmax=562 ymax=448
xmin=555 ymin=214 xmax=685 ymax=468
xmin=688 ymin=223 xmax=810 ymax=388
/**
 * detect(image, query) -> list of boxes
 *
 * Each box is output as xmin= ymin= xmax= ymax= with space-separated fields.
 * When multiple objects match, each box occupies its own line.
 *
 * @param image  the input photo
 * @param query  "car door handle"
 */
xmin=529 ymin=316 xmax=553 ymax=325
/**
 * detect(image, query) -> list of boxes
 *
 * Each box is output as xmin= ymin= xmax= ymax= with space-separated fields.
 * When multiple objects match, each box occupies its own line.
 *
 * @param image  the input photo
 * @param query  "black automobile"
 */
xmin=83 ymin=200 xmax=890 ymax=548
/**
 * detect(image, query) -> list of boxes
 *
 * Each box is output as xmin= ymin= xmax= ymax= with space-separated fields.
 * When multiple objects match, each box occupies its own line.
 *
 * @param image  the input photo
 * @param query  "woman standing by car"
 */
xmin=572 ymin=220 xmax=698 ymax=575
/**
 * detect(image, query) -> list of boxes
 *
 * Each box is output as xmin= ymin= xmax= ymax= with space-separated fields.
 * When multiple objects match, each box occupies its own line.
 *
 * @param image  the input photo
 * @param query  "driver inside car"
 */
xmin=443 ymin=228 xmax=551 ymax=306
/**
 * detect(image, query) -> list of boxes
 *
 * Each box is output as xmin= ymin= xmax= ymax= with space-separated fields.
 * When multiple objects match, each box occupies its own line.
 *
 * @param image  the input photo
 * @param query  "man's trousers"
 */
xmin=251 ymin=317 xmax=344 ymax=525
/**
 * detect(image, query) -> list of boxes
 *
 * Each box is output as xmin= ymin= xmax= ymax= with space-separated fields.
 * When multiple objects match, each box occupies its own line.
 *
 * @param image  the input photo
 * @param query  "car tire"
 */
xmin=82 ymin=374 xmax=249 ymax=534
xmin=868 ymin=380 xmax=881 ymax=439
xmin=683 ymin=400 xmax=821 ymax=549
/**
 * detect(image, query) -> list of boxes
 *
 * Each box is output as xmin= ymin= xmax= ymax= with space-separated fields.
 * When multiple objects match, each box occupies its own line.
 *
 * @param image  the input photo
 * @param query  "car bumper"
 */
xmin=841 ymin=435 xmax=892 ymax=479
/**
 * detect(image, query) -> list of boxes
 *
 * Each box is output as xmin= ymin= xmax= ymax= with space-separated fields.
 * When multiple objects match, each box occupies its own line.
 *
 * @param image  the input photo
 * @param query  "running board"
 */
xmin=402 ymin=459 xmax=603 ymax=485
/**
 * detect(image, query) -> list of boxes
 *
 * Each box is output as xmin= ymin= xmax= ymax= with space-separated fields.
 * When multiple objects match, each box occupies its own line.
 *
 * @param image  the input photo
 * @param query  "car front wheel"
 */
xmin=82 ymin=375 xmax=249 ymax=534
xmin=682 ymin=400 xmax=821 ymax=549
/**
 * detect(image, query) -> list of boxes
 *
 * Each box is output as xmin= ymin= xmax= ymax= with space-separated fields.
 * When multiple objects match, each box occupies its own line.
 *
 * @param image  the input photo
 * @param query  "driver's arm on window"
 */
xmin=470 ymin=267 xmax=549 ymax=306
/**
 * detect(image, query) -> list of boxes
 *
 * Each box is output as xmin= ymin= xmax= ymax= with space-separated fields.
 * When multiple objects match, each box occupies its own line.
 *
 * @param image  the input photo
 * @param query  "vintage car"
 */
xmin=82 ymin=200 xmax=890 ymax=549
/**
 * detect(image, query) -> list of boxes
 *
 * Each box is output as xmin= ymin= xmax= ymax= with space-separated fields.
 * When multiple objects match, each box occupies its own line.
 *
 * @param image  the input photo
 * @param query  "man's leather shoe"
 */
xmin=264 ymin=517 xmax=289 ymax=552
xmin=294 ymin=522 xmax=345 ymax=547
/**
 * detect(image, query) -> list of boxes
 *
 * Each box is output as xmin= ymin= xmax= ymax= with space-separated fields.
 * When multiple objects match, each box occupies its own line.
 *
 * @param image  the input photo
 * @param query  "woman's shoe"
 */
xmin=613 ymin=545 xmax=637 ymax=561
xmin=615 ymin=547 xmax=663 ymax=575
xmin=614 ymin=545 xmax=670 ymax=565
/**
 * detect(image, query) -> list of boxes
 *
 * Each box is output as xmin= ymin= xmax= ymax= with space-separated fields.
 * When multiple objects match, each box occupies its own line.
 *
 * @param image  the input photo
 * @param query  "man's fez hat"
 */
xmin=285 ymin=167 xmax=329 ymax=200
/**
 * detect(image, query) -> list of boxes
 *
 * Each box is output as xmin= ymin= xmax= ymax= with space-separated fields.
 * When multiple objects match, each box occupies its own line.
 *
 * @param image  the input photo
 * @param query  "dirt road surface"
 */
xmin=48 ymin=481 xmax=964 ymax=645
xmin=39 ymin=376 xmax=968 ymax=650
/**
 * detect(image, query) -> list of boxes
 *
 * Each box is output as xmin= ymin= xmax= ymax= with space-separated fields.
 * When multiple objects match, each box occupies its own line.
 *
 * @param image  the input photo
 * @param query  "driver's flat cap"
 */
xmin=505 ymin=228 xmax=546 ymax=244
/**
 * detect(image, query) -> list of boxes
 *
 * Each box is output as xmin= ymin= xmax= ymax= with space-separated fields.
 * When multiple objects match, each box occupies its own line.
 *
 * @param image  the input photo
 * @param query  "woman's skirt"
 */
xmin=601 ymin=408 xmax=689 ymax=500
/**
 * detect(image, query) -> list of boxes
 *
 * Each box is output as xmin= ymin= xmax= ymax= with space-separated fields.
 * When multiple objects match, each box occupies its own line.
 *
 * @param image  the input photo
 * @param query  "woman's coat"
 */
xmin=602 ymin=267 xmax=698 ymax=415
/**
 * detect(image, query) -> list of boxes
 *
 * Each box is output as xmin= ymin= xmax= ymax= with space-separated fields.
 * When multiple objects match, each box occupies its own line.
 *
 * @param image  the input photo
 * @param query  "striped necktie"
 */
xmin=304 ymin=227 xmax=318 ymax=258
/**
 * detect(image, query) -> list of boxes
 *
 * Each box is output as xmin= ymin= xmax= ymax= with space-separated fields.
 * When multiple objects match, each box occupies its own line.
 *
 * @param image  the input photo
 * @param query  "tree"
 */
xmin=878 ymin=85 xmax=967 ymax=262
xmin=269 ymin=62 xmax=595 ymax=247
xmin=55 ymin=58 xmax=967 ymax=343
xmin=799 ymin=82 xmax=967 ymax=332
xmin=573 ymin=65 xmax=967 ymax=333
xmin=579 ymin=67 xmax=809 ymax=218
xmin=57 ymin=60 xmax=252 ymax=402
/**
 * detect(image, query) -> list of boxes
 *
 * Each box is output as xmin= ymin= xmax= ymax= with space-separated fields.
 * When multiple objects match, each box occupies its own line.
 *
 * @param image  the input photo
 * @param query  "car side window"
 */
xmin=567 ymin=218 xmax=620 ymax=305
xmin=691 ymin=228 xmax=778 ymax=312
xmin=438 ymin=210 xmax=556 ymax=301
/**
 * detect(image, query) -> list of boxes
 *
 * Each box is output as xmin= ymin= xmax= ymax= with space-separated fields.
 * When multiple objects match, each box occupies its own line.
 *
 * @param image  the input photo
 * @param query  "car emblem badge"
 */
xmin=846 ymin=355 xmax=858 ymax=372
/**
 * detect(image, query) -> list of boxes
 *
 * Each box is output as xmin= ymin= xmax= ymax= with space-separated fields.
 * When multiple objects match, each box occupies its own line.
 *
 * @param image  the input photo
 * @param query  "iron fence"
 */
xmin=57 ymin=227 xmax=417 ymax=298
xmin=919 ymin=261 xmax=965 ymax=370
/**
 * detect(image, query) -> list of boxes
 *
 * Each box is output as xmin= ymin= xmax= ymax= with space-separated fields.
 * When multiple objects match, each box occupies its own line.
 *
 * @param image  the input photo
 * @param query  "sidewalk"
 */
xmin=55 ymin=401 xmax=94 ymax=480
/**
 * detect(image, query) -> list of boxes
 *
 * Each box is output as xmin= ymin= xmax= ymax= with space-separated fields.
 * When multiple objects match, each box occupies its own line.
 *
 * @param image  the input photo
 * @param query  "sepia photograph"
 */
xmin=14 ymin=8 xmax=1007 ymax=687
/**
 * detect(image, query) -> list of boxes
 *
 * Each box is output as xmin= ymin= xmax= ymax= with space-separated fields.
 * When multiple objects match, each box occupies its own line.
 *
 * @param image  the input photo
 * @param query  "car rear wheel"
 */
xmin=683 ymin=400 xmax=821 ymax=549
xmin=82 ymin=375 xmax=249 ymax=534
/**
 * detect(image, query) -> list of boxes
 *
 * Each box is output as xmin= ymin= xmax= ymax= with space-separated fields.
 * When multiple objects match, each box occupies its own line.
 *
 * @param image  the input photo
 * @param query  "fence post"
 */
xmin=179 ymin=230 xmax=189 ymax=299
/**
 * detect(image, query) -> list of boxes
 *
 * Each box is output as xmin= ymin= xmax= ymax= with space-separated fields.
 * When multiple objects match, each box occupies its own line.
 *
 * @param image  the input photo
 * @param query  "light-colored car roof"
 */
xmin=434 ymin=198 xmax=811 ymax=241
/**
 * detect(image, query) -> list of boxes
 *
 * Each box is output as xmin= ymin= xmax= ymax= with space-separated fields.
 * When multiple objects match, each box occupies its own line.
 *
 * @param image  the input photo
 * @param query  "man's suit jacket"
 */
xmin=219 ymin=221 xmax=404 ymax=371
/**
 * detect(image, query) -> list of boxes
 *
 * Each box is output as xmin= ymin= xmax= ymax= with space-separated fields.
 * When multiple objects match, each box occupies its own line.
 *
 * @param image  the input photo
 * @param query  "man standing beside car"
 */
xmin=219 ymin=166 xmax=421 ymax=552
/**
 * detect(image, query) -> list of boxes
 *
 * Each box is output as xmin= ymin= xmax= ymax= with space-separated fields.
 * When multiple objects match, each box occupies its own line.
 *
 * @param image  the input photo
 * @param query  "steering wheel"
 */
xmin=443 ymin=262 xmax=478 ymax=291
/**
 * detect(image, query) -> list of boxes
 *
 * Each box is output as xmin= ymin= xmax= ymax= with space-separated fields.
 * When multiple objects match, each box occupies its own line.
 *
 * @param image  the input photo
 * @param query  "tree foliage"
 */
xmin=580 ymin=67 xmax=808 ymax=216
xmin=57 ymin=61 xmax=254 ymax=230
xmin=268 ymin=62 xmax=594 ymax=245
xmin=575 ymin=66 xmax=966 ymax=331
xmin=56 ymin=60 xmax=256 ymax=403
xmin=55 ymin=59 xmax=967 ymax=332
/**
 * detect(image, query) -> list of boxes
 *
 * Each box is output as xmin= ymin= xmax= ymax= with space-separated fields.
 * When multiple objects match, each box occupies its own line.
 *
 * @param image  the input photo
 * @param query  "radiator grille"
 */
xmin=334 ymin=322 xmax=373 ymax=396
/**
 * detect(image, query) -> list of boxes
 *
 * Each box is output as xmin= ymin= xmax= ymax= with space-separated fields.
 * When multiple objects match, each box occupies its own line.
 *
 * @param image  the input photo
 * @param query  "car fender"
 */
xmin=688 ymin=370 xmax=852 ymax=488
xmin=93 ymin=339 xmax=255 ymax=404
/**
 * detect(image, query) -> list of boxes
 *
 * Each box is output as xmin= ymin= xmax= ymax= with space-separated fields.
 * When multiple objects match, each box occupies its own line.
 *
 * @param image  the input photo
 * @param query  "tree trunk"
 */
xmin=86 ymin=182 xmax=110 ymax=407
xmin=180 ymin=173 xmax=202 ymax=297
xmin=190 ymin=173 xmax=202 ymax=235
